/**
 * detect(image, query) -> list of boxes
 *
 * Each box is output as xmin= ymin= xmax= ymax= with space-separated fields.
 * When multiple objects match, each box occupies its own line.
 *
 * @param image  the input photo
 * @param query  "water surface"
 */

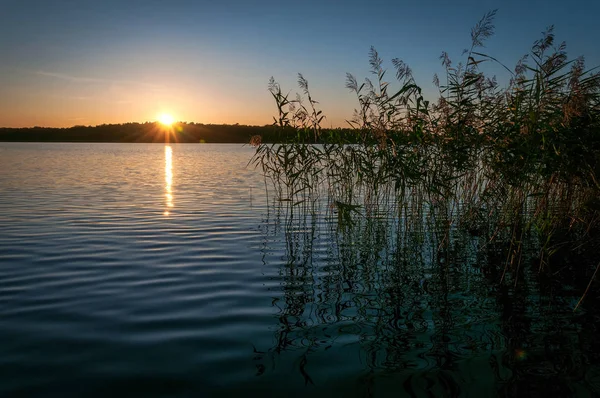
xmin=0 ymin=143 xmax=599 ymax=397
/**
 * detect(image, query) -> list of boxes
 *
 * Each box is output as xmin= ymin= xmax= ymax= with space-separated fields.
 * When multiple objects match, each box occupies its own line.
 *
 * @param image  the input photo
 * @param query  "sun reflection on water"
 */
xmin=164 ymin=145 xmax=173 ymax=216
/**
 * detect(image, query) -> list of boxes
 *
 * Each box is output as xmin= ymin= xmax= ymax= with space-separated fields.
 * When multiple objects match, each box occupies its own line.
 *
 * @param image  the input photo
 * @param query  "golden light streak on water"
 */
xmin=164 ymin=145 xmax=173 ymax=216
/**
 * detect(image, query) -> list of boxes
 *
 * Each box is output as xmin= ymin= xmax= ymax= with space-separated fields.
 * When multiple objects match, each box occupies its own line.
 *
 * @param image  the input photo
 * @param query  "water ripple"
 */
xmin=0 ymin=143 xmax=598 ymax=397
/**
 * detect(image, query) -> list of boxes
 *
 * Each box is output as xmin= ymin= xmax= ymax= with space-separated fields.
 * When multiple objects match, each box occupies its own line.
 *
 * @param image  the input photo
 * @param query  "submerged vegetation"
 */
xmin=250 ymin=10 xmax=600 ymax=306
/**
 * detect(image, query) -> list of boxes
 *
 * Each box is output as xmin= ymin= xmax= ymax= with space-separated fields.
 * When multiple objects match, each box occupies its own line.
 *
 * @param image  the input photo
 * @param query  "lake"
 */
xmin=1 ymin=143 xmax=599 ymax=397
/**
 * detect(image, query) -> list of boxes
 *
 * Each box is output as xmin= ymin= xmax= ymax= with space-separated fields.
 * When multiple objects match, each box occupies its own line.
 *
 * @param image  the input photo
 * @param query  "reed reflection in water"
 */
xmin=164 ymin=145 xmax=173 ymax=216
xmin=248 ymin=197 xmax=600 ymax=397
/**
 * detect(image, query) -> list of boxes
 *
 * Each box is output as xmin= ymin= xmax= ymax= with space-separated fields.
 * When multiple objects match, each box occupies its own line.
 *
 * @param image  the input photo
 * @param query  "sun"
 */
xmin=158 ymin=113 xmax=175 ymax=126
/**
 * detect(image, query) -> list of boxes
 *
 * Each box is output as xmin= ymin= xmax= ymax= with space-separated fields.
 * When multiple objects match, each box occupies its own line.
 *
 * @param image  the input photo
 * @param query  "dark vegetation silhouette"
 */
xmin=250 ymin=10 xmax=600 ymax=307
xmin=246 ymin=11 xmax=600 ymax=395
xmin=0 ymin=122 xmax=342 ymax=143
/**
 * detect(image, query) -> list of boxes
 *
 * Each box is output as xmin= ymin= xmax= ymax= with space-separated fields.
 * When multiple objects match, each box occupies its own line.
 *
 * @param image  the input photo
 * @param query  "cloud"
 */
xmin=36 ymin=71 xmax=162 ymax=89
xmin=68 ymin=96 xmax=93 ymax=100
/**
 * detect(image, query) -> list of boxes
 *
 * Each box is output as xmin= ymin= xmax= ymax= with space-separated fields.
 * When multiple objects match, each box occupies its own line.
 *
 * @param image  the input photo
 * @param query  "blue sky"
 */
xmin=0 ymin=0 xmax=598 ymax=127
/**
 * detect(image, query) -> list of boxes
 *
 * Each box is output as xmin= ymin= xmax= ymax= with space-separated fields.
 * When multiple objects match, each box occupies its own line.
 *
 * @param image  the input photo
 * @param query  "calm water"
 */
xmin=1 ymin=143 xmax=599 ymax=397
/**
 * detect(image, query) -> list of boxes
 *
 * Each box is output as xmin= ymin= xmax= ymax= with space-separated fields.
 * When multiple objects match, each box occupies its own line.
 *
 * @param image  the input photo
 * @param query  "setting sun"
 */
xmin=158 ymin=113 xmax=175 ymax=126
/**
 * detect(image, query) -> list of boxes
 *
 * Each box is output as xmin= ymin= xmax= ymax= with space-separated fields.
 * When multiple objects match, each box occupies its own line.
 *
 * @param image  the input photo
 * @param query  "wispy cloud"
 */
xmin=69 ymin=96 xmax=94 ymax=100
xmin=45 ymin=92 xmax=136 ymax=105
xmin=36 ymin=71 xmax=162 ymax=89
xmin=43 ymin=93 xmax=95 ymax=101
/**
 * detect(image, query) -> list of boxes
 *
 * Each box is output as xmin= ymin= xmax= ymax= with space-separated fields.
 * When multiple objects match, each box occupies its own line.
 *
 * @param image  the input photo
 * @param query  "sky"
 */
xmin=0 ymin=0 xmax=598 ymax=128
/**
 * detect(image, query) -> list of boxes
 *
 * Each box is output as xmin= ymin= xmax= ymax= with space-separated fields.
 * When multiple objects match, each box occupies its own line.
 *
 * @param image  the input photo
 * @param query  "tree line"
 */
xmin=0 ymin=122 xmax=333 ymax=143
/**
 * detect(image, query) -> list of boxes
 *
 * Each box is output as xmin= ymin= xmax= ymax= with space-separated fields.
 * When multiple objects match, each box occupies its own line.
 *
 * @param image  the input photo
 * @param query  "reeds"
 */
xmin=249 ymin=10 xmax=600 ymax=291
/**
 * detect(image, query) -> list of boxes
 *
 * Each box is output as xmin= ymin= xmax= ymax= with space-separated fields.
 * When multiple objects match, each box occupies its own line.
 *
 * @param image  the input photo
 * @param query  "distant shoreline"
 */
xmin=0 ymin=123 xmax=356 ymax=144
xmin=0 ymin=122 xmax=271 ymax=144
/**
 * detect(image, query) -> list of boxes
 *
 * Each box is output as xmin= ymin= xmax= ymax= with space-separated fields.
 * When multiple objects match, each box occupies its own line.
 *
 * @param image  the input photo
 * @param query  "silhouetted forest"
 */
xmin=0 ymin=122 xmax=339 ymax=143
